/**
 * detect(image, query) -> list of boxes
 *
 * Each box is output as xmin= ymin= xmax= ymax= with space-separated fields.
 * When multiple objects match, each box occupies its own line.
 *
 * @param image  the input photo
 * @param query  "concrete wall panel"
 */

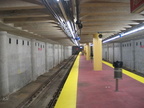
xmin=64 ymin=46 xmax=68 ymax=59
xmin=0 ymin=32 xmax=73 ymax=97
xmin=53 ymin=44 xmax=59 ymax=66
xmin=0 ymin=32 xmax=9 ymax=97
xmin=63 ymin=46 xmax=72 ymax=59
xmin=46 ymin=43 xmax=54 ymax=70
xmin=61 ymin=46 xmax=64 ymax=61
xmin=102 ymin=44 xmax=108 ymax=60
xmin=7 ymin=34 xmax=32 ymax=93
xmin=114 ymin=43 xmax=121 ymax=61
xmin=68 ymin=46 xmax=72 ymax=57
xmin=103 ymin=38 xmax=144 ymax=75
xmin=58 ymin=45 xmax=62 ymax=64
xmin=134 ymin=39 xmax=144 ymax=73
xmin=35 ymin=41 xmax=46 ymax=76
xmin=108 ymin=44 xmax=113 ymax=63
xmin=122 ymin=41 xmax=134 ymax=70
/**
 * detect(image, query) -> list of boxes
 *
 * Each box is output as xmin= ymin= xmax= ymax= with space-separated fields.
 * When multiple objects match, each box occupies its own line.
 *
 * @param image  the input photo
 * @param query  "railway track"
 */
xmin=16 ymin=55 xmax=77 ymax=108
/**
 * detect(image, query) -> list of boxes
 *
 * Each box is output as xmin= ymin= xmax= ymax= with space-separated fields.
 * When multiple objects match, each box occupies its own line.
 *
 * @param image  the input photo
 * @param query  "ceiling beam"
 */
xmin=81 ymin=15 xmax=144 ymax=21
xmin=0 ymin=0 xmax=44 ymax=10
xmin=0 ymin=9 xmax=50 ymax=18
xmin=80 ymin=0 xmax=129 ymax=4
xmin=80 ymin=2 xmax=129 ymax=7
xmin=4 ymin=16 xmax=55 ymax=23
xmin=80 ymin=6 xmax=130 ymax=14
xmin=14 ymin=22 xmax=58 ymax=27
xmin=81 ymin=14 xmax=143 ymax=20
xmin=21 ymin=25 xmax=59 ymax=29
xmin=25 ymin=29 xmax=61 ymax=32
xmin=83 ymin=24 xmax=131 ymax=28
xmin=83 ymin=21 xmax=139 ymax=25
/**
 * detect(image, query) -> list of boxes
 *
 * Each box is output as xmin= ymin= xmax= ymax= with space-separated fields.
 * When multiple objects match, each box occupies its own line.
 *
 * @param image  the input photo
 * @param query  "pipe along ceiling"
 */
xmin=42 ymin=0 xmax=82 ymax=46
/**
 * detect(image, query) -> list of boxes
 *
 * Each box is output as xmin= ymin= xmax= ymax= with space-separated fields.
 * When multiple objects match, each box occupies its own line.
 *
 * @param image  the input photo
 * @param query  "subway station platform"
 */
xmin=55 ymin=54 xmax=144 ymax=108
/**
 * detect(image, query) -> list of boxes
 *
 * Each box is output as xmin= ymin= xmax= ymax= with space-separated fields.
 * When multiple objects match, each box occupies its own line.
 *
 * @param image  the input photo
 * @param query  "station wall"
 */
xmin=0 ymin=31 xmax=72 ymax=98
xmin=108 ymin=44 xmax=113 ymax=63
xmin=53 ymin=44 xmax=59 ymax=67
xmin=46 ymin=43 xmax=54 ymax=70
xmin=114 ymin=43 xmax=121 ymax=61
xmin=7 ymin=34 xmax=32 ymax=93
xmin=134 ymin=39 xmax=144 ymax=73
xmin=103 ymin=38 xmax=144 ymax=75
xmin=64 ymin=46 xmax=72 ymax=59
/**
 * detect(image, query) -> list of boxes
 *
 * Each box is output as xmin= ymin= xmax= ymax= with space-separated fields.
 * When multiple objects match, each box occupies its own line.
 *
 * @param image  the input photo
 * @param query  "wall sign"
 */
xmin=140 ymin=45 xmax=144 ymax=48
xmin=131 ymin=0 xmax=144 ymax=13
xmin=38 ymin=48 xmax=42 ymax=51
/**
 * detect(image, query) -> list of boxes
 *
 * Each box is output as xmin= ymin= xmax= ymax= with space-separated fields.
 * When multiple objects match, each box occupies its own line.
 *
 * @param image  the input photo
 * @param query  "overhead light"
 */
xmin=42 ymin=0 xmax=78 ymax=46
xmin=90 ymin=43 xmax=93 ymax=46
xmin=74 ymin=40 xmax=78 ymax=46
xmin=103 ymin=35 xmax=120 ymax=43
xmin=103 ymin=24 xmax=144 ymax=43
xmin=121 ymin=25 xmax=144 ymax=37
xmin=67 ymin=21 xmax=75 ymax=39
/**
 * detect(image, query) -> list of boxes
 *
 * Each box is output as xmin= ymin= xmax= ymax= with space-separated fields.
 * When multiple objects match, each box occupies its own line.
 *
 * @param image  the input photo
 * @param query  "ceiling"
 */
xmin=0 ymin=0 xmax=144 ymax=45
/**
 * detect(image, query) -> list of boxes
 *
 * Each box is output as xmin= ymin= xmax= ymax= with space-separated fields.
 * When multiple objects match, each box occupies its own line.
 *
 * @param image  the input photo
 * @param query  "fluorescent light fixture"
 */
xmin=90 ymin=43 xmax=93 ymax=46
xmin=121 ymin=25 xmax=144 ymax=37
xmin=57 ymin=0 xmax=59 ymax=1
xmin=103 ymin=35 xmax=120 ymax=43
xmin=74 ymin=40 xmax=78 ymax=46
xmin=103 ymin=24 xmax=144 ymax=43
xmin=67 ymin=21 xmax=75 ymax=38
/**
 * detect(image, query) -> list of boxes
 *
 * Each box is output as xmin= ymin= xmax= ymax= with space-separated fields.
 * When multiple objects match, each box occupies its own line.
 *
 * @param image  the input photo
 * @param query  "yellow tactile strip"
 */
xmin=54 ymin=54 xmax=80 ymax=108
xmin=102 ymin=61 xmax=144 ymax=84
xmin=55 ymin=58 xmax=144 ymax=108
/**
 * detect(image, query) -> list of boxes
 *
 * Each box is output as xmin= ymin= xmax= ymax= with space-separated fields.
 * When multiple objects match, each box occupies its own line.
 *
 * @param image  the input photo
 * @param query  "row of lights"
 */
xmin=57 ymin=0 xmax=144 ymax=45
xmin=56 ymin=0 xmax=79 ymax=46
xmin=103 ymin=24 xmax=144 ymax=43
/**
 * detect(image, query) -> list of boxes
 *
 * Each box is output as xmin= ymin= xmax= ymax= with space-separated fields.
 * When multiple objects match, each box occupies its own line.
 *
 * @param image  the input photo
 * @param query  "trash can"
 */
xmin=113 ymin=61 xmax=123 ymax=79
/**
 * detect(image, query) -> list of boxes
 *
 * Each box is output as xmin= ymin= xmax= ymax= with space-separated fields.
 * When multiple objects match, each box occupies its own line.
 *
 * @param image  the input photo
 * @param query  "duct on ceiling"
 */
xmin=42 ymin=0 xmax=80 ymax=45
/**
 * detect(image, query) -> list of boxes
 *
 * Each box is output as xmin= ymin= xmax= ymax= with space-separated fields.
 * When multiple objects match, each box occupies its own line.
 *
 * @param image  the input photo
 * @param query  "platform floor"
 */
xmin=55 ymin=55 xmax=144 ymax=108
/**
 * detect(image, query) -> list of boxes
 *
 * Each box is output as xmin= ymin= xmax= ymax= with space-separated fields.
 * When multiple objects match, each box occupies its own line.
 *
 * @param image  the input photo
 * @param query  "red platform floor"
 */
xmin=77 ymin=55 xmax=144 ymax=108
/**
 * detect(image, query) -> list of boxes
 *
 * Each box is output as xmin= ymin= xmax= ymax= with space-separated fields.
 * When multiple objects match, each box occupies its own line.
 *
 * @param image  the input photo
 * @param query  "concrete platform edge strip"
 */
xmin=54 ymin=54 xmax=80 ymax=108
xmin=102 ymin=61 xmax=144 ymax=83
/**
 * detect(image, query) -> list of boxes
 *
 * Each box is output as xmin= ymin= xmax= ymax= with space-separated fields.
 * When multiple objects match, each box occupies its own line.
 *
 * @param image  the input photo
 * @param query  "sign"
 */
xmin=131 ymin=0 xmax=144 ymax=13
xmin=140 ymin=45 xmax=144 ymax=48
xmin=38 ymin=48 xmax=42 ymax=51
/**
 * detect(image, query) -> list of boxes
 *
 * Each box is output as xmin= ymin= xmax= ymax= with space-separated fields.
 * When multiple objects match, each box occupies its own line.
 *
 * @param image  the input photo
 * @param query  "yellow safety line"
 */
xmin=102 ymin=61 xmax=144 ymax=83
xmin=54 ymin=54 xmax=80 ymax=108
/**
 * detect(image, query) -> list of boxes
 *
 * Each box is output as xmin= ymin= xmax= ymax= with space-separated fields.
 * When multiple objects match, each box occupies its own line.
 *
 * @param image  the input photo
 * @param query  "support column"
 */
xmin=86 ymin=43 xmax=90 ymax=60
xmin=93 ymin=34 xmax=102 ymax=71
xmin=0 ymin=31 xmax=9 ymax=98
